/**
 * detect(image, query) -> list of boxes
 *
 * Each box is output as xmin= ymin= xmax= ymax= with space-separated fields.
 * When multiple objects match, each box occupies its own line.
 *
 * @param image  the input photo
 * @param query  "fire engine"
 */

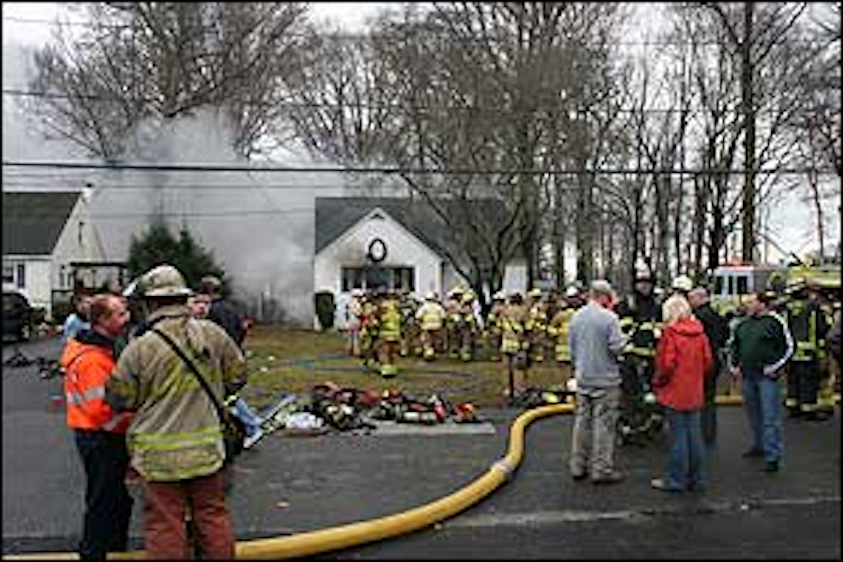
xmin=709 ymin=262 xmax=841 ymax=317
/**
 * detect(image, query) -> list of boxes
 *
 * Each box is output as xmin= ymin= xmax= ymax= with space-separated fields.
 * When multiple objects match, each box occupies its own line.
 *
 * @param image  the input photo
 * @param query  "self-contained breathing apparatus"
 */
xmin=616 ymin=271 xmax=665 ymax=445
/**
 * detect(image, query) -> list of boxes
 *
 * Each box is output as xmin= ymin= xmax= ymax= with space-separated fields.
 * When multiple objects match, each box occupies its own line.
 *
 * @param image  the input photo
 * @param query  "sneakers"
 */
xmin=591 ymin=471 xmax=624 ymax=485
xmin=650 ymin=478 xmax=683 ymax=492
xmin=742 ymin=447 xmax=764 ymax=458
xmin=243 ymin=428 xmax=265 ymax=450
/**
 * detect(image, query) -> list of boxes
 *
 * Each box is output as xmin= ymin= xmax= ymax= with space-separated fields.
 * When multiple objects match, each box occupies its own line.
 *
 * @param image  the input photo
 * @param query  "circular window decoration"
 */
xmin=367 ymin=238 xmax=388 ymax=263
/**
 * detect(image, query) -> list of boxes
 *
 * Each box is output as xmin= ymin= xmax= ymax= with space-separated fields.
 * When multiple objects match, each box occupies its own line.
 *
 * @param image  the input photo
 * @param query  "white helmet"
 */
xmin=672 ymin=275 xmax=693 ymax=292
xmin=425 ymin=291 xmax=437 ymax=301
xmin=565 ymin=286 xmax=580 ymax=298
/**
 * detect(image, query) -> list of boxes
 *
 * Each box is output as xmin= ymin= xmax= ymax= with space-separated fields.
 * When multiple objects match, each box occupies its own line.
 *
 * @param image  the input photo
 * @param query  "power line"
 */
xmin=0 ymin=181 xmax=356 ymax=190
xmin=7 ymin=88 xmax=830 ymax=117
xmin=3 ymin=16 xmax=832 ymax=47
xmin=8 ymin=208 xmax=314 ymax=219
xmin=3 ymin=160 xmax=838 ymax=176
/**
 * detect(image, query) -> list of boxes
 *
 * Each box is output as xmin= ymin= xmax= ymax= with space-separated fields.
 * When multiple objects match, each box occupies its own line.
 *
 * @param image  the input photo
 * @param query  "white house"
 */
xmin=2 ymin=191 xmax=106 ymax=317
xmin=313 ymin=197 xmax=527 ymax=329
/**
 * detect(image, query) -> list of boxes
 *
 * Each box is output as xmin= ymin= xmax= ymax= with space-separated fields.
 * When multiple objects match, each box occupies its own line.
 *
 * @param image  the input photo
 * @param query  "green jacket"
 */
xmin=730 ymin=312 xmax=794 ymax=375
xmin=105 ymin=305 xmax=247 ymax=482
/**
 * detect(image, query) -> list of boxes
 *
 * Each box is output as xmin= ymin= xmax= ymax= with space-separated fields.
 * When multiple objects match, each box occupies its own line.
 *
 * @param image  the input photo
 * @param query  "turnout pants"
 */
xmin=142 ymin=469 xmax=234 ymax=560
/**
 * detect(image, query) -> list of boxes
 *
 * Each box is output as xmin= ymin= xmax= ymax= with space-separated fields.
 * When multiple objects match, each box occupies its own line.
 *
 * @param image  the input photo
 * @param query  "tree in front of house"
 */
xmin=126 ymin=222 xmax=227 ymax=295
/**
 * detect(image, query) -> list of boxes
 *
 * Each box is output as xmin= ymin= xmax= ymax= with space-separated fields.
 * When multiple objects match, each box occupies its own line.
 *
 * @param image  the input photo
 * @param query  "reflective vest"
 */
xmin=618 ymin=295 xmax=661 ymax=358
xmin=61 ymin=338 xmax=132 ymax=433
xmin=380 ymin=299 xmax=402 ymax=341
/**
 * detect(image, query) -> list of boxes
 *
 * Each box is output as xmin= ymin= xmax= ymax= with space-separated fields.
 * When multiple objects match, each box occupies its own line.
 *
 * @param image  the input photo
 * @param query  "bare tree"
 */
xmin=25 ymin=2 xmax=312 ymax=160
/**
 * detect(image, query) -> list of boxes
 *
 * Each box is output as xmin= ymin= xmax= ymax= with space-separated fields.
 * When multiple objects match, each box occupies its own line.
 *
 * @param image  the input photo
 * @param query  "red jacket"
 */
xmin=653 ymin=318 xmax=713 ymax=411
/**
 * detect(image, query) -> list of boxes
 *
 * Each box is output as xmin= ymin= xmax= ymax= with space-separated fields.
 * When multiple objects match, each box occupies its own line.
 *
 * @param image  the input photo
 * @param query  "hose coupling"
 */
xmin=491 ymin=458 xmax=515 ymax=479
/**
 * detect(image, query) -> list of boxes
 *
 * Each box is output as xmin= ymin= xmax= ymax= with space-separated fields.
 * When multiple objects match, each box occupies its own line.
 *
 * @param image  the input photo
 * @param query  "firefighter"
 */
xmin=415 ymin=292 xmax=447 ymax=361
xmin=526 ymin=290 xmax=550 ymax=363
xmin=399 ymin=291 xmax=421 ymax=357
xmin=784 ymin=281 xmax=831 ymax=420
xmin=445 ymin=287 xmax=465 ymax=359
xmin=358 ymin=290 xmax=380 ymax=367
xmin=460 ymin=290 xmax=481 ymax=361
xmin=377 ymin=288 xmax=402 ymax=378
xmin=485 ymin=292 xmax=506 ymax=361
xmin=548 ymin=286 xmax=584 ymax=365
xmin=615 ymin=268 xmax=664 ymax=442
xmin=500 ymin=293 xmax=531 ymax=398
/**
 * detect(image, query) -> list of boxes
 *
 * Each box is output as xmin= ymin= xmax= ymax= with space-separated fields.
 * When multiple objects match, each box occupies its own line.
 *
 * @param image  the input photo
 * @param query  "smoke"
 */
xmin=89 ymin=107 xmax=348 ymax=326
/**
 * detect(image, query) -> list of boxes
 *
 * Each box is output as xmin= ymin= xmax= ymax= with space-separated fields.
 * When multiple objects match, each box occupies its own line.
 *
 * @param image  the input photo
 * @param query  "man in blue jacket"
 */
xmin=730 ymin=291 xmax=794 ymax=473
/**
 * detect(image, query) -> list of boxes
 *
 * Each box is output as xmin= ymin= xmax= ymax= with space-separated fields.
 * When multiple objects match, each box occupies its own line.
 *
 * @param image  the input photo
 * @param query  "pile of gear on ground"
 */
xmin=251 ymin=381 xmax=487 ymax=438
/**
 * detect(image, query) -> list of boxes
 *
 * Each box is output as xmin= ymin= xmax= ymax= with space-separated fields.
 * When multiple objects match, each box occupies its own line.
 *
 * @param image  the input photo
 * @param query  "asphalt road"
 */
xmin=3 ymin=336 xmax=840 ymax=559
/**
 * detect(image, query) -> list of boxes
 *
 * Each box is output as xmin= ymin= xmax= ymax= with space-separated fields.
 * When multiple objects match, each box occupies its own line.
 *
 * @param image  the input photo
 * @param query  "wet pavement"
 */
xmin=3 ymin=337 xmax=840 ymax=559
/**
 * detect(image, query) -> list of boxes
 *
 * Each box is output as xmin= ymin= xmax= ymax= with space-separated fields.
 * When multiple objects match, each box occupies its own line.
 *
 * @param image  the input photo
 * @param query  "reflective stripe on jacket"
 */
xmin=61 ymin=336 xmax=132 ymax=433
xmin=105 ymin=306 xmax=247 ymax=482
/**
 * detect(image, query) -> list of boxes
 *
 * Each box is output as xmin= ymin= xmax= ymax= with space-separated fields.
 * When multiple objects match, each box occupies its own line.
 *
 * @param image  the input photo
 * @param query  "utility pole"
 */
xmin=741 ymin=1 xmax=756 ymax=263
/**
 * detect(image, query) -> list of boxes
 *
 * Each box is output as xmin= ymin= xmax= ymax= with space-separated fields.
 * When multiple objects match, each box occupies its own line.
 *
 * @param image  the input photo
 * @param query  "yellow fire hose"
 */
xmin=4 ymin=392 xmax=839 ymax=561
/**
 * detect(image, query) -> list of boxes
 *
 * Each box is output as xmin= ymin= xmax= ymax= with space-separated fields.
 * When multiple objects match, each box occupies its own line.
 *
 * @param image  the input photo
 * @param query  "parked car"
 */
xmin=2 ymin=289 xmax=33 ymax=342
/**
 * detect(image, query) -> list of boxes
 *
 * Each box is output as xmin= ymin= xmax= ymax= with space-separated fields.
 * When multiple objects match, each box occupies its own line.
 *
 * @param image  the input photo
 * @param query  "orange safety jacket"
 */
xmin=61 ymin=335 xmax=132 ymax=433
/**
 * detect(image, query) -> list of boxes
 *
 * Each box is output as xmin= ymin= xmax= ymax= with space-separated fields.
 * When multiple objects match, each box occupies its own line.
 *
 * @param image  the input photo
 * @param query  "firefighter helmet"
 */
xmin=671 ymin=275 xmax=693 ymax=293
xmin=141 ymin=264 xmax=193 ymax=298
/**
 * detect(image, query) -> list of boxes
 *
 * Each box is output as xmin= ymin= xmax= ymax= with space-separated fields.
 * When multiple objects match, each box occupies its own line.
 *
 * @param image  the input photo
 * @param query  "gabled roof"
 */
xmin=2 ymin=191 xmax=81 ymax=256
xmin=315 ymin=197 xmax=442 ymax=255
xmin=315 ymin=196 xmax=521 ymax=259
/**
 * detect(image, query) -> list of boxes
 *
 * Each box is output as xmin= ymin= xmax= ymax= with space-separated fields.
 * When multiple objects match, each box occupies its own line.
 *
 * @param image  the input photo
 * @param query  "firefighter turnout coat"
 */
xmin=105 ymin=305 xmax=247 ymax=482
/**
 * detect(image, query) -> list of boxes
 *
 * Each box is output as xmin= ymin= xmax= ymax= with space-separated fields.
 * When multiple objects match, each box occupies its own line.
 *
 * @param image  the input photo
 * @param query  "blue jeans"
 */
xmin=741 ymin=372 xmax=784 ymax=463
xmin=663 ymin=408 xmax=706 ymax=490
xmin=232 ymin=397 xmax=263 ymax=436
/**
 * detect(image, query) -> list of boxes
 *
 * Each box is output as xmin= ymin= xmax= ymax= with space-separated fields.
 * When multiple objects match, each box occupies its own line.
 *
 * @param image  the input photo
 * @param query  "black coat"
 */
xmin=209 ymin=298 xmax=245 ymax=348
xmin=694 ymin=303 xmax=728 ymax=353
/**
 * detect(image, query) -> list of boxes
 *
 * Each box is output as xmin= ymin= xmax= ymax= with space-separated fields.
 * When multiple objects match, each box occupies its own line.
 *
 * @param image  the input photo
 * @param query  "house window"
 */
xmin=16 ymin=263 xmax=25 ymax=288
xmin=341 ymin=266 xmax=415 ymax=293
xmin=393 ymin=267 xmax=415 ymax=292
xmin=2 ymin=262 xmax=14 ymax=285
xmin=341 ymin=267 xmax=365 ymax=292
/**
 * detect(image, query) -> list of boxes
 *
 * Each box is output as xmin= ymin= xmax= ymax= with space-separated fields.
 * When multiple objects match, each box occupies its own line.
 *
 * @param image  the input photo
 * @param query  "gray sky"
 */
xmin=2 ymin=2 xmax=839 ymax=261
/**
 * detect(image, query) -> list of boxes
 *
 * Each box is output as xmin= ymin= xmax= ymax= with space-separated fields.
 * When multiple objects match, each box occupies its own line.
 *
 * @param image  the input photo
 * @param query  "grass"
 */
xmin=239 ymin=325 xmax=574 ymax=411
